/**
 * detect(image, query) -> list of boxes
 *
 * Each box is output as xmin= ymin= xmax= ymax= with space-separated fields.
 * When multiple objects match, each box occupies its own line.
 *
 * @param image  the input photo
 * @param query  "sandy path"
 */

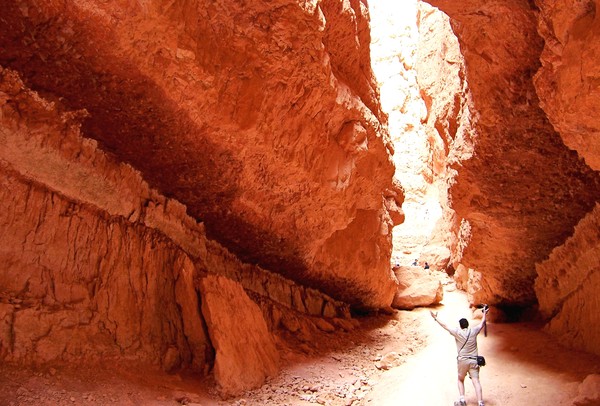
xmin=1 ymin=287 xmax=599 ymax=405
xmin=364 ymin=289 xmax=600 ymax=406
xmin=363 ymin=291 xmax=464 ymax=405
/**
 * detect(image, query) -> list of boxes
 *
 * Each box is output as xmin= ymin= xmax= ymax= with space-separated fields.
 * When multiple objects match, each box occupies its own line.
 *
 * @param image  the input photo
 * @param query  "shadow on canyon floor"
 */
xmin=1 ymin=288 xmax=599 ymax=406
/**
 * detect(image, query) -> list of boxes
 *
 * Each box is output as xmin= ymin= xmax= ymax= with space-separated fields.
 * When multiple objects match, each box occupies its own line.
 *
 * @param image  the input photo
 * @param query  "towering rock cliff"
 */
xmin=3 ymin=0 xmax=600 ymax=388
xmin=532 ymin=0 xmax=600 ymax=355
xmin=423 ymin=0 xmax=600 ymax=310
xmin=0 ymin=0 xmax=402 ymax=310
xmin=0 ymin=65 xmax=357 ymax=395
xmin=370 ymin=1 xmax=475 ymax=274
xmin=417 ymin=0 xmax=600 ymax=354
xmin=0 ymin=0 xmax=402 ymax=395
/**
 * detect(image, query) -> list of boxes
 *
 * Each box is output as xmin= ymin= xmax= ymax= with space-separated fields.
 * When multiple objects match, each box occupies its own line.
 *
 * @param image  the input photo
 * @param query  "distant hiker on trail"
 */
xmin=424 ymin=262 xmax=430 ymax=269
xmin=412 ymin=259 xmax=418 ymax=266
xmin=430 ymin=307 xmax=489 ymax=406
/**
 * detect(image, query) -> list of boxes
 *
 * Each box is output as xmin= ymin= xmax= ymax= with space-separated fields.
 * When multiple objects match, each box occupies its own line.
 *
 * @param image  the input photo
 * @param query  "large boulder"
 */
xmin=573 ymin=374 xmax=600 ymax=406
xmin=199 ymin=275 xmax=280 ymax=397
xmin=392 ymin=266 xmax=443 ymax=310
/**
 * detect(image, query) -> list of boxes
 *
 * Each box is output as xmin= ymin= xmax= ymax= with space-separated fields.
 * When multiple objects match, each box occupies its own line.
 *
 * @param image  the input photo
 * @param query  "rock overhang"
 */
xmin=0 ymin=0 xmax=403 ymax=308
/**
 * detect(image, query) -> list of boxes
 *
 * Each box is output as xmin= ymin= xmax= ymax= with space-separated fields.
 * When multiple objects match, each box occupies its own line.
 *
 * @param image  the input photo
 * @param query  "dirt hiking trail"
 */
xmin=364 ymin=289 xmax=600 ymax=405
xmin=0 ymin=288 xmax=599 ymax=406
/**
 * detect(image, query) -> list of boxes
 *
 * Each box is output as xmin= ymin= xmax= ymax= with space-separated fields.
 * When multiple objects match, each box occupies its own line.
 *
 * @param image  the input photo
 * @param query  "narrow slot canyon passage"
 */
xmin=1 ymin=0 xmax=600 ymax=405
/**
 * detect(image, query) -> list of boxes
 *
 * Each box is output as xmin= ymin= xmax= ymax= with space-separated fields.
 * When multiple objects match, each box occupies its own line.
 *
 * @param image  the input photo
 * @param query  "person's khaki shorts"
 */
xmin=457 ymin=358 xmax=480 ymax=379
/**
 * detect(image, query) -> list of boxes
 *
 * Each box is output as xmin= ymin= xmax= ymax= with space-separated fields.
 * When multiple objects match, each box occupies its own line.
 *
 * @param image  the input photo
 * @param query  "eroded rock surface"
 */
xmin=0 ymin=65 xmax=357 ymax=394
xmin=424 ymin=0 xmax=600 ymax=308
xmin=199 ymin=275 xmax=280 ymax=397
xmin=534 ymin=0 xmax=600 ymax=171
xmin=0 ymin=68 xmax=210 ymax=369
xmin=391 ymin=266 xmax=443 ymax=310
xmin=535 ymin=204 xmax=600 ymax=356
xmin=0 ymin=0 xmax=402 ymax=309
xmin=370 ymin=1 xmax=469 ymax=271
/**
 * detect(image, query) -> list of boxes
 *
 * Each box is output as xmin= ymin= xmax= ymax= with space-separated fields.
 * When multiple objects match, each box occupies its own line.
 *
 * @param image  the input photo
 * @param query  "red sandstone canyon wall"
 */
xmin=370 ymin=1 xmax=475 ymax=273
xmin=532 ymin=0 xmax=600 ymax=355
xmin=0 ymin=68 xmax=212 ymax=371
xmin=535 ymin=204 xmax=600 ymax=356
xmin=424 ymin=0 xmax=600 ymax=310
xmin=0 ymin=0 xmax=402 ymax=310
xmin=413 ymin=3 xmax=478 ymax=272
xmin=534 ymin=0 xmax=600 ymax=171
xmin=0 ymin=66 xmax=356 ymax=394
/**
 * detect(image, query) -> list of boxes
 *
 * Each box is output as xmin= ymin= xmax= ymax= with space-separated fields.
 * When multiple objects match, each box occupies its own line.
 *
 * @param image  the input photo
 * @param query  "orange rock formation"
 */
xmin=423 ymin=0 xmax=600 ymax=354
xmin=0 ymin=0 xmax=403 ymax=394
xmin=1 ymin=0 xmax=600 ymax=396
xmin=424 ymin=0 xmax=600 ymax=307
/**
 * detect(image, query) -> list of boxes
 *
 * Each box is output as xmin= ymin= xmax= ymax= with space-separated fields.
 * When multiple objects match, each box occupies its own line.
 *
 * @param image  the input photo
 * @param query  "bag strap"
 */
xmin=458 ymin=328 xmax=471 ymax=358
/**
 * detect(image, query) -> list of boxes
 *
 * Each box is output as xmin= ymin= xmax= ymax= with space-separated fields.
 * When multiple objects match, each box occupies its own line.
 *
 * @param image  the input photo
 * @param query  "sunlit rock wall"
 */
xmin=0 ymin=0 xmax=402 ymax=309
xmin=534 ymin=0 xmax=600 ymax=171
xmin=370 ymin=0 xmax=469 ymax=271
xmin=370 ymin=0 xmax=436 ymax=268
xmin=535 ymin=204 xmax=600 ymax=356
xmin=424 ymin=0 xmax=600 ymax=308
xmin=413 ymin=2 xmax=478 ymax=272
xmin=0 ymin=67 xmax=212 ymax=371
xmin=0 ymin=67 xmax=353 ymax=393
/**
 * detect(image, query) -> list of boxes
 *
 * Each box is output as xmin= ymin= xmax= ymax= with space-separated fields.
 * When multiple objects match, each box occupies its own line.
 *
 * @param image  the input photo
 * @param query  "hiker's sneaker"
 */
xmin=478 ymin=402 xmax=485 ymax=406
xmin=454 ymin=401 xmax=467 ymax=406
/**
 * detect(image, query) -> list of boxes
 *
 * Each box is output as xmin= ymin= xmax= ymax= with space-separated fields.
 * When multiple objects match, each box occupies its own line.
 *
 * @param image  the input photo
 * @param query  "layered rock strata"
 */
xmin=0 ymin=0 xmax=402 ymax=309
xmin=532 ymin=0 xmax=600 ymax=355
xmin=535 ymin=204 xmax=600 ymax=356
xmin=0 ymin=67 xmax=353 ymax=392
xmin=424 ymin=0 xmax=600 ymax=308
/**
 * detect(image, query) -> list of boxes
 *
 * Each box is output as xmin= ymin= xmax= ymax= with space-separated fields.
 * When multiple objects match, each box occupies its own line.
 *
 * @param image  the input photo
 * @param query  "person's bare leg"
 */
xmin=458 ymin=375 xmax=466 ymax=397
xmin=472 ymin=376 xmax=483 ymax=403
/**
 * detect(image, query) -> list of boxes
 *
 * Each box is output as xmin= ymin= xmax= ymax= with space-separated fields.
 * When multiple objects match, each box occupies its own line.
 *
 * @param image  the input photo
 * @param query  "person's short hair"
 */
xmin=459 ymin=318 xmax=469 ymax=329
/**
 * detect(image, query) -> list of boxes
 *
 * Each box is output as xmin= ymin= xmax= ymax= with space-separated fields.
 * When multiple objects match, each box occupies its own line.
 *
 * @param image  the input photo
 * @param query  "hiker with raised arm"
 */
xmin=431 ymin=306 xmax=489 ymax=406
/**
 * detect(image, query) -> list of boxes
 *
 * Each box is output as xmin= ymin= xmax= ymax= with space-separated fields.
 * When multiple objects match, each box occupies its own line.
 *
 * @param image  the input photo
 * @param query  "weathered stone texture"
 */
xmin=223 ymin=262 xmax=351 ymax=320
xmin=535 ymin=204 xmax=600 ymax=356
xmin=370 ymin=1 xmax=475 ymax=271
xmin=391 ymin=266 xmax=443 ymax=310
xmin=0 ymin=66 xmax=348 ymax=386
xmin=0 ymin=67 xmax=210 ymax=368
xmin=534 ymin=0 xmax=600 ymax=171
xmin=0 ymin=0 xmax=402 ymax=309
xmin=414 ymin=3 xmax=478 ymax=272
xmin=573 ymin=374 xmax=600 ymax=406
xmin=199 ymin=275 xmax=280 ymax=397
xmin=424 ymin=0 xmax=600 ymax=307
xmin=0 ymin=169 xmax=207 ymax=368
